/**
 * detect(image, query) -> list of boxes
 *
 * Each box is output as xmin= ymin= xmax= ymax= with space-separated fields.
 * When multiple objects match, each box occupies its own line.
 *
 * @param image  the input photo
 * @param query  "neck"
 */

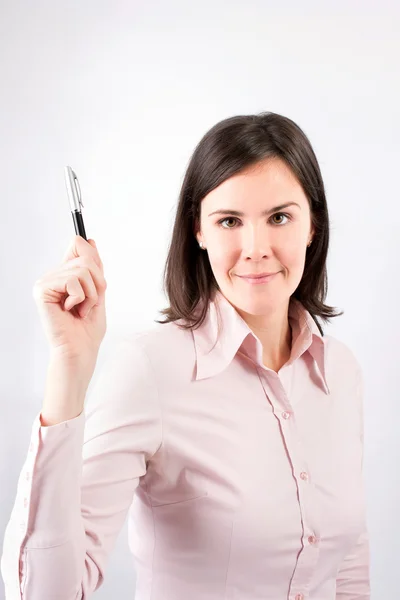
xmin=237 ymin=302 xmax=292 ymax=373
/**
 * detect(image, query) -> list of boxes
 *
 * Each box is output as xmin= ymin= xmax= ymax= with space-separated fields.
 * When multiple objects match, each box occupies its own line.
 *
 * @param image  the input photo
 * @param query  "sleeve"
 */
xmin=335 ymin=364 xmax=370 ymax=599
xmin=1 ymin=336 xmax=163 ymax=600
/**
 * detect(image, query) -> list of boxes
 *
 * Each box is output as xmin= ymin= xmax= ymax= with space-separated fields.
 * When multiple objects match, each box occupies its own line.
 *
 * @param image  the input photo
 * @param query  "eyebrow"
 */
xmin=208 ymin=202 xmax=301 ymax=218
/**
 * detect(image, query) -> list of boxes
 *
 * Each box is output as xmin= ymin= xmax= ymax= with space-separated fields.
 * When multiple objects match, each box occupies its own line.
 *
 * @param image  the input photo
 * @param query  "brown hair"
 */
xmin=156 ymin=111 xmax=343 ymax=336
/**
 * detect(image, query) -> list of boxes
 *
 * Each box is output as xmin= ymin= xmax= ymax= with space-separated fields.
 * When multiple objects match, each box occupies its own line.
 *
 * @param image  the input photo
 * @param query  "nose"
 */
xmin=241 ymin=224 xmax=270 ymax=260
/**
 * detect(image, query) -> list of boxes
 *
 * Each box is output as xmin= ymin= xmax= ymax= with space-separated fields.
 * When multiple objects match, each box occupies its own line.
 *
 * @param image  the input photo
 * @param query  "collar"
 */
xmin=192 ymin=290 xmax=330 ymax=394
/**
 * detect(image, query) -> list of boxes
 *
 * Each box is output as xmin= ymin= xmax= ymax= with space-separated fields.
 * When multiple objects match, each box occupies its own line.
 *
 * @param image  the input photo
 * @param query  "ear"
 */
xmin=194 ymin=217 xmax=202 ymax=245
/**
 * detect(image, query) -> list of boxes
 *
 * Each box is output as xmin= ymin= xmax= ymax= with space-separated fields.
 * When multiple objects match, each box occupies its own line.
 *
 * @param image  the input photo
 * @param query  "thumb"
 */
xmin=87 ymin=239 xmax=104 ymax=272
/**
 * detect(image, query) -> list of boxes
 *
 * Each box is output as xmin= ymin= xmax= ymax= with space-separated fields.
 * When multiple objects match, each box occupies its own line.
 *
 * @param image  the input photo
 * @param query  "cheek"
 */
xmin=207 ymin=237 xmax=238 ymax=274
xmin=284 ymin=244 xmax=304 ymax=264
xmin=210 ymin=248 xmax=237 ymax=272
xmin=280 ymin=232 xmax=306 ymax=263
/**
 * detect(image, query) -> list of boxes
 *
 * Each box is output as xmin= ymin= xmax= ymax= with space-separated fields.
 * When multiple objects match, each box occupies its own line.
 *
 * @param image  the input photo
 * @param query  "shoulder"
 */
xmin=129 ymin=320 xmax=194 ymax=357
xmin=322 ymin=333 xmax=363 ymax=385
xmin=101 ymin=320 xmax=196 ymax=380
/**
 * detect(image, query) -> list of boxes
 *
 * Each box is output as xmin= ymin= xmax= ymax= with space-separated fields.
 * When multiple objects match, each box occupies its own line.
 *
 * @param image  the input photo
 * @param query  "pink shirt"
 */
xmin=1 ymin=290 xmax=370 ymax=599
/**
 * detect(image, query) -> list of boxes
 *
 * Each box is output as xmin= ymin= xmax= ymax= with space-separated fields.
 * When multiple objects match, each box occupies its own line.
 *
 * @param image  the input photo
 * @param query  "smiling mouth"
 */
xmin=237 ymin=272 xmax=279 ymax=284
xmin=238 ymin=272 xmax=278 ymax=279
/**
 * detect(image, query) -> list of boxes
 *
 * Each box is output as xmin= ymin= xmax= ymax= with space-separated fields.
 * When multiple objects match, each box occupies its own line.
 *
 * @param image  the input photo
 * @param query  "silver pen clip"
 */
xmin=64 ymin=166 xmax=84 ymax=212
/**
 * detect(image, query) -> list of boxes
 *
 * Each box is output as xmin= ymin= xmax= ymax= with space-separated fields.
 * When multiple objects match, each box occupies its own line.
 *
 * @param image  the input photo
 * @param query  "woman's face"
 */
xmin=196 ymin=158 xmax=315 ymax=316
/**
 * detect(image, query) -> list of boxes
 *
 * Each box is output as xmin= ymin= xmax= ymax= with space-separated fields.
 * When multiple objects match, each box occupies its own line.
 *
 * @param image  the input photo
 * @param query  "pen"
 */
xmin=64 ymin=166 xmax=87 ymax=241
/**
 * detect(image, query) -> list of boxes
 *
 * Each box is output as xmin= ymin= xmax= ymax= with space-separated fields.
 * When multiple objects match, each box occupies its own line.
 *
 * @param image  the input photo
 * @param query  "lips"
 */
xmin=237 ymin=272 xmax=279 ymax=285
xmin=238 ymin=272 xmax=278 ymax=279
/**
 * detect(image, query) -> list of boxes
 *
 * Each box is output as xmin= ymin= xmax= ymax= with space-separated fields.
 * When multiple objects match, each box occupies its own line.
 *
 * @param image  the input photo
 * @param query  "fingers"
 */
xmin=60 ymin=237 xmax=106 ymax=318
xmin=87 ymin=239 xmax=104 ymax=272
xmin=33 ymin=256 xmax=107 ymax=320
xmin=60 ymin=255 xmax=106 ymax=297
xmin=61 ymin=276 xmax=87 ymax=313
xmin=60 ymin=260 xmax=107 ymax=317
xmin=62 ymin=235 xmax=104 ymax=273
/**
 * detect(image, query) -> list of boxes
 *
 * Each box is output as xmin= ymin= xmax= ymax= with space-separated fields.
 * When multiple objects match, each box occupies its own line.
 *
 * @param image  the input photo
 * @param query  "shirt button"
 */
xmin=282 ymin=411 xmax=291 ymax=419
xmin=295 ymin=594 xmax=304 ymax=600
xmin=308 ymin=535 xmax=317 ymax=544
xmin=20 ymin=521 xmax=26 ymax=532
xmin=25 ymin=471 xmax=30 ymax=482
xmin=300 ymin=472 xmax=308 ymax=481
xmin=23 ymin=498 xmax=28 ymax=508
xmin=29 ymin=442 xmax=34 ymax=453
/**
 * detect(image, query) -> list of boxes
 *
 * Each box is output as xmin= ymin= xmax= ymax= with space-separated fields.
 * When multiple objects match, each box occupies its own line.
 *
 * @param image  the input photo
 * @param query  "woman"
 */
xmin=1 ymin=112 xmax=370 ymax=599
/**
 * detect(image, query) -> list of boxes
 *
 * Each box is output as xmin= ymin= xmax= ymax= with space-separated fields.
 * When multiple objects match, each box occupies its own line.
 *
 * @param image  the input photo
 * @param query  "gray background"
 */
xmin=1 ymin=0 xmax=399 ymax=597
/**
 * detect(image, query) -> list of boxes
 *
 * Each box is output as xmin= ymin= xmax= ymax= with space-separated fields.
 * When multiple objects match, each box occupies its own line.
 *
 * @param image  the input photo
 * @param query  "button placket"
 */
xmin=308 ymin=535 xmax=317 ymax=545
xmin=276 ymin=384 xmax=319 ymax=600
xmin=259 ymin=369 xmax=320 ymax=598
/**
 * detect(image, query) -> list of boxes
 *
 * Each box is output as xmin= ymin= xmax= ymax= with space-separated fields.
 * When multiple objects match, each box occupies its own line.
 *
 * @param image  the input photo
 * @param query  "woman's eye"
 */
xmin=219 ymin=217 xmax=238 ymax=228
xmin=272 ymin=212 xmax=290 ymax=225
xmin=218 ymin=213 xmax=291 ymax=228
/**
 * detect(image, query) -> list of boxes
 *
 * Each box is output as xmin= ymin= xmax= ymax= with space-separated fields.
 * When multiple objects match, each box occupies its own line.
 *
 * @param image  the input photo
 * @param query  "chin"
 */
xmin=240 ymin=298 xmax=279 ymax=315
xmin=225 ymin=289 xmax=282 ymax=315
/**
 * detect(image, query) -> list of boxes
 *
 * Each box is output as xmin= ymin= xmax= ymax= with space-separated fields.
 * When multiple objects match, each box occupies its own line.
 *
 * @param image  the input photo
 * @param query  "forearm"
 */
xmin=41 ymin=357 xmax=90 ymax=426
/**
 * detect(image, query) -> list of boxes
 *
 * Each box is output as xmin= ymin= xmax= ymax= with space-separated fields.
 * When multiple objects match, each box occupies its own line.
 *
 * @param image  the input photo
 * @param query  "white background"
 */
xmin=1 ymin=1 xmax=399 ymax=598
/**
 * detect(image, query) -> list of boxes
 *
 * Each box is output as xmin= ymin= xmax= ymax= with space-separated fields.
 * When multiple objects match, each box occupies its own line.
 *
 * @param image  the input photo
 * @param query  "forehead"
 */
xmin=202 ymin=158 xmax=308 ymax=208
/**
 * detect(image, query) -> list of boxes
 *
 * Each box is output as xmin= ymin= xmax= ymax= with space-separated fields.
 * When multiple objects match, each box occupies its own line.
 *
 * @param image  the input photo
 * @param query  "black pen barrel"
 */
xmin=72 ymin=210 xmax=87 ymax=240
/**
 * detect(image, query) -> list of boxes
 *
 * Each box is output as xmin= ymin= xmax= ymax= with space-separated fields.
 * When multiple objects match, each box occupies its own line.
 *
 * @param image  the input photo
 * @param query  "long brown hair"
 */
xmin=156 ymin=111 xmax=343 ymax=336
